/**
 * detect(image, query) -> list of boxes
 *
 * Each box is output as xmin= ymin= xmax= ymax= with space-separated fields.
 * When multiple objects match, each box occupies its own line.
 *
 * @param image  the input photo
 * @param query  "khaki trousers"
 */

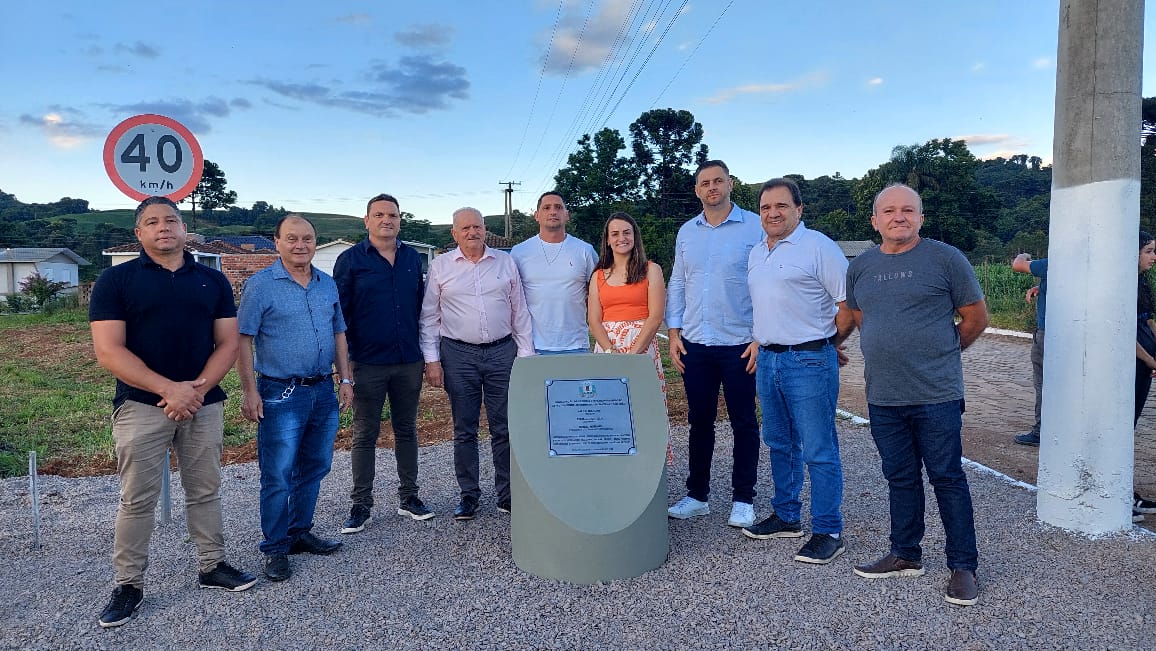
xmin=111 ymin=400 xmax=225 ymax=586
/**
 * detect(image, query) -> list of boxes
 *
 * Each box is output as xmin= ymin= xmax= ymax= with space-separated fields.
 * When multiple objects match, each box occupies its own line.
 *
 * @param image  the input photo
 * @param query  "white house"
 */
xmin=0 ymin=248 xmax=90 ymax=297
xmin=102 ymin=238 xmax=230 ymax=270
xmin=313 ymin=239 xmax=439 ymax=277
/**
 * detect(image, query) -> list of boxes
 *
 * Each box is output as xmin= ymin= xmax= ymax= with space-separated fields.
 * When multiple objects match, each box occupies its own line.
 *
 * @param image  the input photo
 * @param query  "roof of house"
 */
xmin=211 ymin=235 xmax=276 ymax=251
xmin=102 ymin=241 xmax=244 ymax=256
xmin=316 ymin=238 xmax=357 ymax=250
xmin=0 ymin=247 xmax=89 ymax=265
xmin=836 ymin=240 xmax=878 ymax=258
xmin=483 ymin=232 xmax=514 ymax=249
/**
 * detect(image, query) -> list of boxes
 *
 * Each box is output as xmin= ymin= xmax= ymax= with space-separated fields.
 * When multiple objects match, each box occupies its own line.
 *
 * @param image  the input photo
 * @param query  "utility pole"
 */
xmin=499 ymin=180 xmax=521 ymax=238
xmin=1038 ymin=0 xmax=1144 ymax=534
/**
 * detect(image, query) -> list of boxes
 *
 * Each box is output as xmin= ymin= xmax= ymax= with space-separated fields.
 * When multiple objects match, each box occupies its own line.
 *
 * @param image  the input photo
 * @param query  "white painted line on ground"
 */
xmin=985 ymin=327 xmax=1032 ymax=339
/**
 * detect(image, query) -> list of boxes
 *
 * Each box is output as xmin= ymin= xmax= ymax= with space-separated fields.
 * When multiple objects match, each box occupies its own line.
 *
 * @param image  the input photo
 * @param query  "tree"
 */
xmin=852 ymin=138 xmax=997 ymax=251
xmin=554 ymin=128 xmax=639 ymax=244
xmin=628 ymin=109 xmax=708 ymax=222
xmin=184 ymin=160 xmax=237 ymax=226
xmin=19 ymin=272 xmax=70 ymax=308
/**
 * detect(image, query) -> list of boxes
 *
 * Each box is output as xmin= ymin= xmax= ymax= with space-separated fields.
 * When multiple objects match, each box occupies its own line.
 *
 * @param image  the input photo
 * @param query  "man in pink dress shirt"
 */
xmin=420 ymin=207 xmax=534 ymax=520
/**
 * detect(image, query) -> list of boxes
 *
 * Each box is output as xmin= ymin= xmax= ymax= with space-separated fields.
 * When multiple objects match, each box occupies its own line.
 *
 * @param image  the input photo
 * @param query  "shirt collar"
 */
xmin=694 ymin=202 xmax=749 ymax=228
xmin=138 ymin=249 xmax=196 ymax=270
xmin=270 ymin=257 xmax=316 ymax=281
xmin=450 ymin=245 xmax=495 ymax=262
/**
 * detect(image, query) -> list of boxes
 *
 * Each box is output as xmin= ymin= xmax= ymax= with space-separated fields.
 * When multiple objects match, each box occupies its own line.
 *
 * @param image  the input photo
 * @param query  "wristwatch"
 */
xmin=340 ymin=378 xmax=355 ymax=386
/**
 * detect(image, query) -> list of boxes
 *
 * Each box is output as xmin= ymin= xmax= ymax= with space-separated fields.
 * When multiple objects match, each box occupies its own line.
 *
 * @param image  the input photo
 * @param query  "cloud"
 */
xmin=542 ymin=0 xmax=634 ymax=76
xmin=867 ymin=77 xmax=884 ymax=87
xmin=114 ymin=41 xmax=160 ymax=59
xmin=256 ymin=55 xmax=469 ymax=116
xmin=704 ymin=72 xmax=828 ymax=104
xmin=101 ymin=97 xmax=237 ymax=133
xmin=971 ymin=62 xmax=986 ymax=73
xmin=230 ymin=97 xmax=252 ymax=109
xmin=337 ymin=13 xmax=372 ymax=25
xmin=955 ymin=134 xmax=1014 ymax=146
xmin=19 ymin=109 xmax=104 ymax=148
xmin=955 ymin=134 xmax=1034 ymax=154
xmin=1032 ymin=57 xmax=1053 ymax=69
xmin=394 ymin=24 xmax=453 ymax=48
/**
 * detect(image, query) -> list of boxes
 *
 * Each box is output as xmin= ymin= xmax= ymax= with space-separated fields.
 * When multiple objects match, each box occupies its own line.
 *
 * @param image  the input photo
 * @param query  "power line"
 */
xmin=503 ymin=0 xmax=566 ymax=179
xmin=649 ymin=0 xmax=735 ymax=108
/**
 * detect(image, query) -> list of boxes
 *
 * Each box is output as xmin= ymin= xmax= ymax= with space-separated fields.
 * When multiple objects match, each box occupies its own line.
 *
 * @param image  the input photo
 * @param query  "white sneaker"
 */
xmin=667 ymin=496 xmax=710 ymax=519
xmin=727 ymin=502 xmax=755 ymax=528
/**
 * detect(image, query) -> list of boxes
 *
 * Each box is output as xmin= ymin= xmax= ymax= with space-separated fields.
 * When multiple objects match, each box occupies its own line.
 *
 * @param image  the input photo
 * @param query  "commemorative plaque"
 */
xmin=509 ymin=353 xmax=669 ymax=584
xmin=546 ymin=378 xmax=635 ymax=456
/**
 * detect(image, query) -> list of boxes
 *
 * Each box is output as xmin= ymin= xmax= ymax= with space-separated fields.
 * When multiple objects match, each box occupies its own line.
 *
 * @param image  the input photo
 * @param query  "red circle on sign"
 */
xmin=103 ymin=114 xmax=204 ymax=202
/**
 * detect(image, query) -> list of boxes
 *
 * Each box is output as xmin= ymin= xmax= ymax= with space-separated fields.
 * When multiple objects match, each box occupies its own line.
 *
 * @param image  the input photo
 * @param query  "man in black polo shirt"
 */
xmin=89 ymin=196 xmax=256 ymax=629
xmin=334 ymin=193 xmax=432 ymax=532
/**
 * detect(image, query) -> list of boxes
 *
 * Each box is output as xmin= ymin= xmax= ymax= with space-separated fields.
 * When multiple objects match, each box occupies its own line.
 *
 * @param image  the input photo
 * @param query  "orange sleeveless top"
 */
xmin=596 ymin=267 xmax=650 ymax=321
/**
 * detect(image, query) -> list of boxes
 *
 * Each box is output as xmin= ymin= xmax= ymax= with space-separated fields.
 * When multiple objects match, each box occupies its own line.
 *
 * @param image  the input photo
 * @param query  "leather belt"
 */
xmin=760 ymin=337 xmax=831 ymax=353
xmin=443 ymin=334 xmax=513 ymax=349
xmin=259 ymin=373 xmax=331 ymax=386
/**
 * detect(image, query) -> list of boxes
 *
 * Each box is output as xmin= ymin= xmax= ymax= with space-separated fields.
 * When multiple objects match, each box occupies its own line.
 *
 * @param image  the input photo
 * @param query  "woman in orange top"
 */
xmin=588 ymin=212 xmax=671 ymax=463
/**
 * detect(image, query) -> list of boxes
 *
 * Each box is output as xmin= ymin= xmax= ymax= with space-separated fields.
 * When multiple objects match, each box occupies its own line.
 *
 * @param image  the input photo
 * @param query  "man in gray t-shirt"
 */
xmin=845 ymin=183 xmax=988 ymax=608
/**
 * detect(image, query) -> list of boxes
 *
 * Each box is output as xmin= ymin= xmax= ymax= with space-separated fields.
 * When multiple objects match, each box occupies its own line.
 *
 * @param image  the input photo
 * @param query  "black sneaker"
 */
xmin=398 ymin=496 xmax=434 ymax=521
xmin=264 ymin=553 xmax=291 ymax=582
xmin=1135 ymin=493 xmax=1156 ymax=514
xmin=341 ymin=505 xmax=372 ymax=533
xmin=454 ymin=496 xmax=479 ymax=521
xmin=198 ymin=561 xmax=258 ymax=592
xmin=794 ymin=533 xmax=846 ymax=564
xmin=497 ymin=500 xmax=511 ymax=514
xmin=1014 ymin=432 xmax=1040 ymax=447
xmin=98 ymin=585 xmax=143 ymax=628
xmin=1134 ymin=509 xmax=1146 ymax=523
xmin=741 ymin=513 xmax=804 ymax=540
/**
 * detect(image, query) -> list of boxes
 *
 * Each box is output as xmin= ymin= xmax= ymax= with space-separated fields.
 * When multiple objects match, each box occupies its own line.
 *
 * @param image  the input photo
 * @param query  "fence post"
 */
xmin=28 ymin=452 xmax=41 ymax=550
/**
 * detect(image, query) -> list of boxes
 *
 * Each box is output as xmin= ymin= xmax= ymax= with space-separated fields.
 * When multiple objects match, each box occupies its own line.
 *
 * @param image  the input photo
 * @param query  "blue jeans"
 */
xmin=681 ymin=340 xmax=759 ymax=503
xmin=756 ymin=345 xmax=843 ymax=533
xmin=256 ymin=378 xmax=339 ymax=555
xmin=867 ymin=400 xmax=978 ymax=571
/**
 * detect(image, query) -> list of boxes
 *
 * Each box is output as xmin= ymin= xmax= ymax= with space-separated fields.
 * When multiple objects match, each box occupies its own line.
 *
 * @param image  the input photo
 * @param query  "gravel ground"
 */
xmin=1 ymin=419 xmax=1154 ymax=650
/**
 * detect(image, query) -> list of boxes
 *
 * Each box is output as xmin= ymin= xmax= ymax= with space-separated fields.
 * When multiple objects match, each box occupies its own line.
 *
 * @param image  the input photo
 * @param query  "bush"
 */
xmin=974 ymin=262 xmax=1037 ymax=331
xmin=19 ymin=272 xmax=70 ymax=308
xmin=2 ymin=293 xmax=34 ymax=314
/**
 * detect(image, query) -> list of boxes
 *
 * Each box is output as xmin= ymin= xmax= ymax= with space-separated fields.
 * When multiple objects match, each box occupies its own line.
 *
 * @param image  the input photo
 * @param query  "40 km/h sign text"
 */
xmin=103 ymin=114 xmax=203 ymax=202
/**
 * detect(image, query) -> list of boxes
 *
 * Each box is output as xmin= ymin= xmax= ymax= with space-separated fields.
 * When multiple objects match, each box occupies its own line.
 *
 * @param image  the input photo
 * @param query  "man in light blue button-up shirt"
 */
xmin=665 ymin=160 xmax=765 ymax=528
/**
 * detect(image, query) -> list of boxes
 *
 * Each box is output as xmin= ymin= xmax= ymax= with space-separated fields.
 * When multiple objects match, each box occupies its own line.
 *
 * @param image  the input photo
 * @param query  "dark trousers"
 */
xmin=681 ymin=339 xmax=759 ymax=503
xmin=1030 ymin=329 xmax=1044 ymax=436
xmin=350 ymin=361 xmax=424 ymax=507
xmin=1136 ymin=360 xmax=1152 ymax=426
xmin=867 ymin=399 xmax=978 ymax=571
xmin=440 ymin=337 xmax=516 ymax=502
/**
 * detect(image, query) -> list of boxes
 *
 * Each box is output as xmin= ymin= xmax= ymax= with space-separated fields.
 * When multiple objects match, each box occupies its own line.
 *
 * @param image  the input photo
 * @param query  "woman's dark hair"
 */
xmin=596 ymin=212 xmax=648 ymax=285
xmin=1140 ymin=230 xmax=1154 ymax=318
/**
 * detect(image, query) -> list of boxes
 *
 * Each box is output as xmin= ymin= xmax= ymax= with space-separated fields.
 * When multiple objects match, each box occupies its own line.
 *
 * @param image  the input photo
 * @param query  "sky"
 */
xmin=3 ymin=1 xmax=1156 ymax=225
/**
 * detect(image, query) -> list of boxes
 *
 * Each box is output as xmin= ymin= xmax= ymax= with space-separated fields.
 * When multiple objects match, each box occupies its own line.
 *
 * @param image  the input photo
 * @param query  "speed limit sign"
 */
xmin=103 ymin=114 xmax=204 ymax=201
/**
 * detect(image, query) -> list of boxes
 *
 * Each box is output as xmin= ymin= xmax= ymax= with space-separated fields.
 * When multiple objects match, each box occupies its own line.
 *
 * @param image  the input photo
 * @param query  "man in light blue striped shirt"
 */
xmin=665 ymin=160 xmax=765 ymax=528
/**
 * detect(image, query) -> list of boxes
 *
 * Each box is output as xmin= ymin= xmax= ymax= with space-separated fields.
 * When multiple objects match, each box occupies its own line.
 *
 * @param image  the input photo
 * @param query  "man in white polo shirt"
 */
xmin=741 ymin=177 xmax=854 ymax=565
xmin=510 ymin=191 xmax=598 ymax=355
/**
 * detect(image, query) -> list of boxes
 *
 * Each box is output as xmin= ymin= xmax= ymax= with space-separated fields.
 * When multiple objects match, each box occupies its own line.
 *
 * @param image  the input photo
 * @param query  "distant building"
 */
xmin=0 ymin=247 xmax=90 ymax=298
xmin=836 ymin=240 xmax=877 ymax=259
xmin=313 ymin=238 xmax=439 ymax=277
xmin=102 ymin=236 xmax=277 ymax=301
xmin=483 ymin=232 xmax=514 ymax=251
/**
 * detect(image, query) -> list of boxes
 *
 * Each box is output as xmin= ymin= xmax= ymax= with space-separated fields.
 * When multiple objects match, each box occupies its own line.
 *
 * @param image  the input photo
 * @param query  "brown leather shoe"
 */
xmin=945 ymin=569 xmax=979 ymax=606
xmin=853 ymin=553 xmax=925 ymax=578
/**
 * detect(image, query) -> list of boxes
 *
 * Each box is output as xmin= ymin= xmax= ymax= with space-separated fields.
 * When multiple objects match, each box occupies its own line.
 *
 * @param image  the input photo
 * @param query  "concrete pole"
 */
xmin=1038 ymin=0 xmax=1144 ymax=534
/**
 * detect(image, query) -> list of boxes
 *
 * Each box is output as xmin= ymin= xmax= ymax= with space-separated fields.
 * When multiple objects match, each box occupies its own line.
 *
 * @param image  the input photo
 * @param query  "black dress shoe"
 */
xmin=264 ymin=554 xmax=291 ymax=582
xmin=454 ymin=496 xmax=479 ymax=521
xmin=288 ymin=531 xmax=343 ymax=555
